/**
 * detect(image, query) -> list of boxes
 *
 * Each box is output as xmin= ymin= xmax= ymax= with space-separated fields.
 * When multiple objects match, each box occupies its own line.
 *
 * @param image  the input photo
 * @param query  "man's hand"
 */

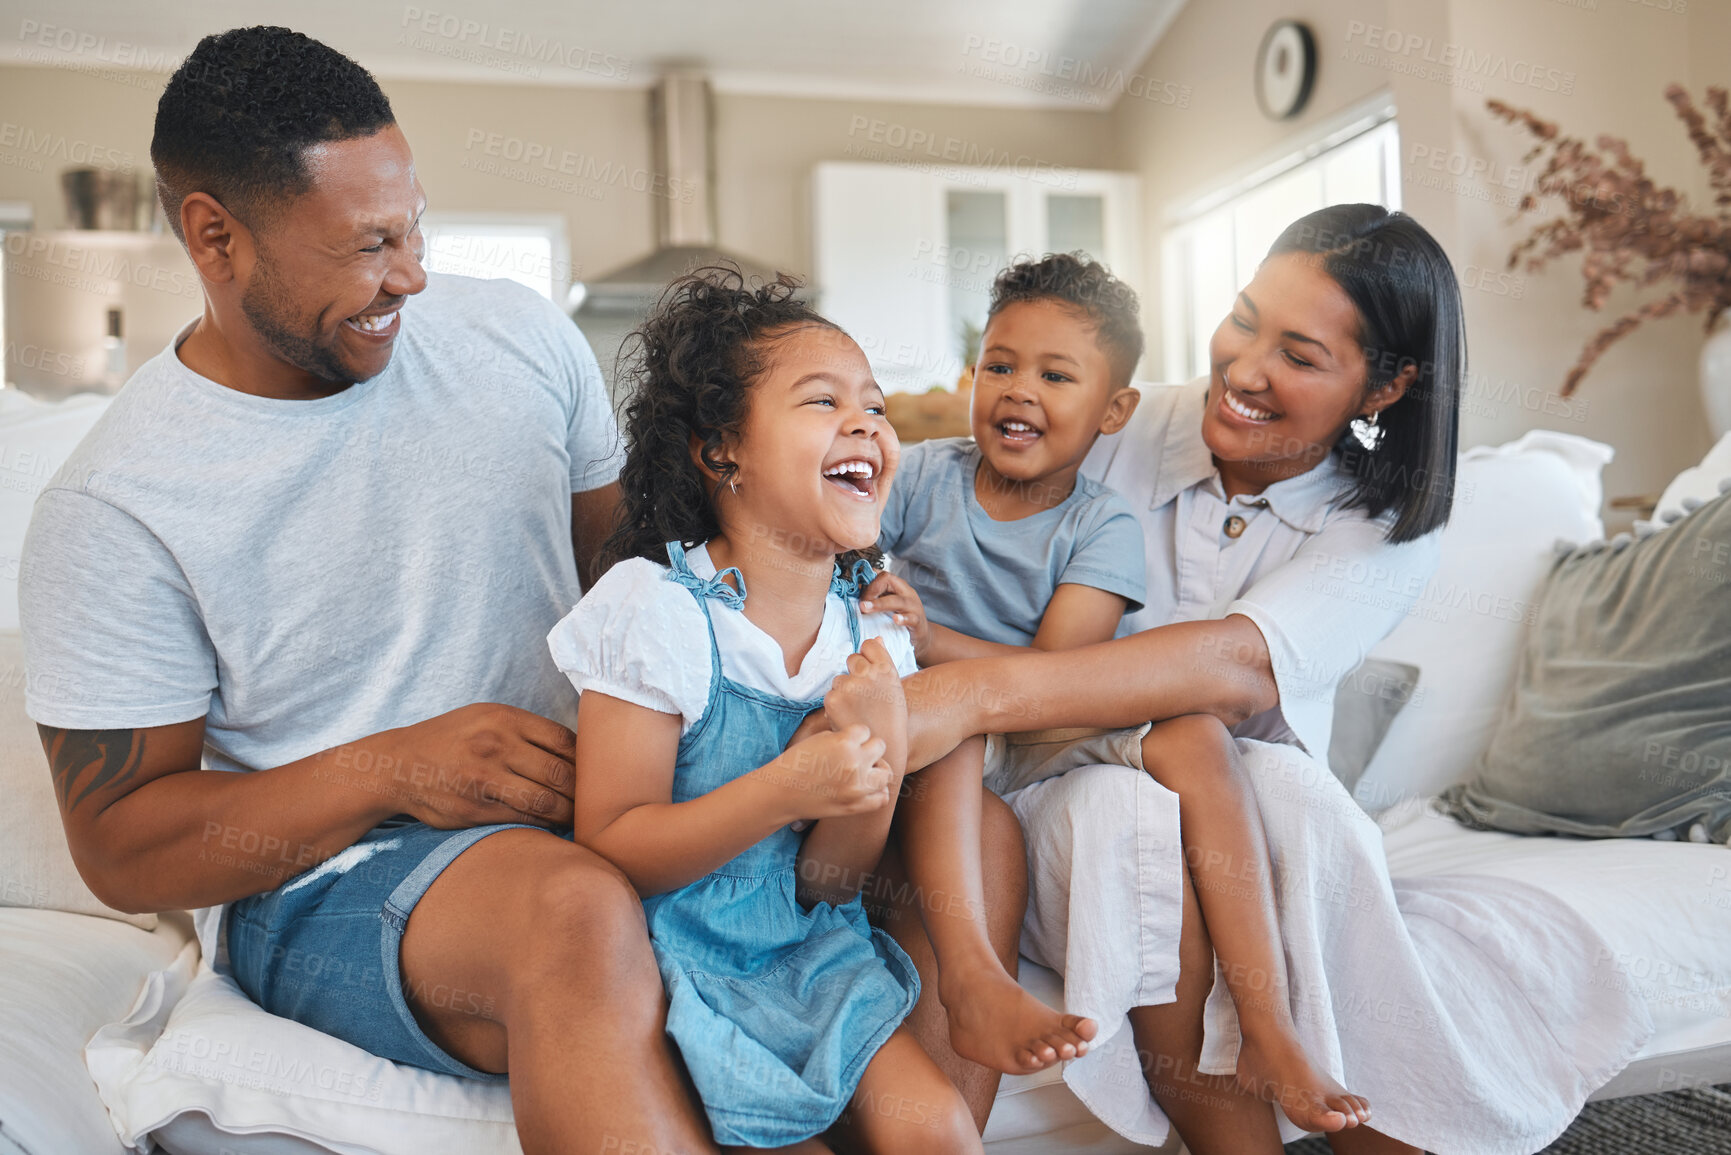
xmin=360 ymin=703 xmax=577 ymax=830
xmin=859 ymin=572 xmax=931 ymax=662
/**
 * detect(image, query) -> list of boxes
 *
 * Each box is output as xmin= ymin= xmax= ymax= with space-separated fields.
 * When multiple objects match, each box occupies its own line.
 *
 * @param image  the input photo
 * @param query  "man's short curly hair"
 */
xmin=987 ymin=252 xmax=1144 ymax=387
xmin=151 ymin=27 xmax=395 ymax=243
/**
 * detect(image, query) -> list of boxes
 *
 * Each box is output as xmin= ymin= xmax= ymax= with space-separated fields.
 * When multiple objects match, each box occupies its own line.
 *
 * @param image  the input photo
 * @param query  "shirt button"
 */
xmin=1223 ymin=515 xmax=1247 ymax=539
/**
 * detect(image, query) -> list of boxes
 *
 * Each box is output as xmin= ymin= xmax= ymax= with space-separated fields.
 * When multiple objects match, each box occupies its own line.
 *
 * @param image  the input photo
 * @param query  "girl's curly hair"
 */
xmin=601 ymin=267 xmax=877 ymax=575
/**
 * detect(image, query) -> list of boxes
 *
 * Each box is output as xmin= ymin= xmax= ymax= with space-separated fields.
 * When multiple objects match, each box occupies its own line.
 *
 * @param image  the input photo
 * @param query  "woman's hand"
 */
xmin=756 ymin=724 xmax=894 ymax=824
xmin=860 ymin=572 xmax=931 ymax=661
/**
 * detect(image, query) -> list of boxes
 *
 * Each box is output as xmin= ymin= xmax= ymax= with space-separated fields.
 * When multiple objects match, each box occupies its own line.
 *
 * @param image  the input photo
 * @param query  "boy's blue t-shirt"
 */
xmin=877 ymin=438 xmax=1147 ymax=646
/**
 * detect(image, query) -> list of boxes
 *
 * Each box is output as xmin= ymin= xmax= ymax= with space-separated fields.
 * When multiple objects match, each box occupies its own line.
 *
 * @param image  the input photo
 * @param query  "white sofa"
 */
xmin=2 ymin=390 xmax=1727 ymax=1155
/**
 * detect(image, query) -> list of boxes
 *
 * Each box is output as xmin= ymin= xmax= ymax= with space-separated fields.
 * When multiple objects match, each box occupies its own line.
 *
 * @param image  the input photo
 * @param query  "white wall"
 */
xmin=0 ymin=64 xmax=1116 ymax=287
xmin=1110 ymin=0 xmax=1726 ymax=522
xmin=3 ymin=1 xmax=1720 ymax=516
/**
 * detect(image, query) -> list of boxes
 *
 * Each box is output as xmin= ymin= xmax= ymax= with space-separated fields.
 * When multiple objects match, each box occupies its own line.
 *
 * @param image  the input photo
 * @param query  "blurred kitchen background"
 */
xmin=0 ymin=0 xmax=1726 ymax=517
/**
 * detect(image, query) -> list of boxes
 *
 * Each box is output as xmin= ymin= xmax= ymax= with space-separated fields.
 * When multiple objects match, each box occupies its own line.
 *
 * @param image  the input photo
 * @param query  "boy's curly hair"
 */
xmin=602 ymin=267 xmax=878 ymax=576
xmin=987 ymin=252 xmax=1144 ymax=387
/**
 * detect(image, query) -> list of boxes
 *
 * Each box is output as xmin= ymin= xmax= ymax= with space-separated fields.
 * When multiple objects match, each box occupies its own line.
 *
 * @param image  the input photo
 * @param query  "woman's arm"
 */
xmin=574 ymin=691 xmax=893 ymax=897
xmin=900 ymin=511 xmax=1442 ymax=771
xmin=903 ymin=613 xmax=1278 ymax=770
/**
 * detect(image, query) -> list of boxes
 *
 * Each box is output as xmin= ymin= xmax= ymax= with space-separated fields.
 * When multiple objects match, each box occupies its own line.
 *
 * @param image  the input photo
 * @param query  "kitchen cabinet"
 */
xmin=812 ymin=161 xmax=1139 ymax=393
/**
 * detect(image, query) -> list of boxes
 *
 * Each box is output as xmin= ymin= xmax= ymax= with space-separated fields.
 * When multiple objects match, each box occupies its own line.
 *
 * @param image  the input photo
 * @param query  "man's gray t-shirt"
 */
xmin=877 ymin=437 xmax=1146 ymax=646
xmin=22 ymin=272 xmax=622 ymax=771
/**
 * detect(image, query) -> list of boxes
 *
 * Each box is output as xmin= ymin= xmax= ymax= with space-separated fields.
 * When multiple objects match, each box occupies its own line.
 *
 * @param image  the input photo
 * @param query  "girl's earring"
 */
xmin=1350 ymin=409 xmax=1384 ymax=451
xmin=728 ymin=476 xmax=739 ymax=494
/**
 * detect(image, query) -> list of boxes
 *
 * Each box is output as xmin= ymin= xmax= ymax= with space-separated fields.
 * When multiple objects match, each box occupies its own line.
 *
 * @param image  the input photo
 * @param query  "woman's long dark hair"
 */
xmin=1267 ymin=205 xmax=1465 ymax=544
xmin=600 ymin=266 xmax=865 ymax=573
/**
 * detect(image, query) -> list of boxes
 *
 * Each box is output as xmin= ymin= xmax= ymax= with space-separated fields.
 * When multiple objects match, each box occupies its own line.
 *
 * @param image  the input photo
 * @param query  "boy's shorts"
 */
xmin=982 ymin=722 xmax=1153 ymax=796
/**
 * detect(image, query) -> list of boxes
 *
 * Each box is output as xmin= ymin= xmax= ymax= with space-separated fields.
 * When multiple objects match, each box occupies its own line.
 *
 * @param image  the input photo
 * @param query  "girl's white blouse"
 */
xmin=548 ymin=543 xmax=917 ymax=731
xmin=1081 ymin=379 xmax=1445 ymax=758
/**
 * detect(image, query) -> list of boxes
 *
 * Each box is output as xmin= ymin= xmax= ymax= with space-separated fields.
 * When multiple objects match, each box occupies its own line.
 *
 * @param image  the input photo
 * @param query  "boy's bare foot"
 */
xmin=939 ymin=959 xmax=1098 ymax=1075
xmin=824 ymin=638 xmax=908 ymax=769
xmin=1235 ymin=1031 xmax=1370 ymax=1134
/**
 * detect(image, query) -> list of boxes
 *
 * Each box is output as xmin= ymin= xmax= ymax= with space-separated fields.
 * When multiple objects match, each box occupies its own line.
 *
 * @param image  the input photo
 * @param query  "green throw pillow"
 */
xmin=1440 ymin=491 xmax=1731 ymax=843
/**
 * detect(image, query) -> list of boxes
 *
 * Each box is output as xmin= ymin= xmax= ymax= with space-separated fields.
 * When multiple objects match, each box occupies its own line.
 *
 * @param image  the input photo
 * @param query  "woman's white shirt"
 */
xmin=548 ymin=543 xmax=917 ymax=731
xmin=1081 ymin=379 xmax=1443 ymax=758
xmin=1039 ymin=381 xmax=1644 ymax=1154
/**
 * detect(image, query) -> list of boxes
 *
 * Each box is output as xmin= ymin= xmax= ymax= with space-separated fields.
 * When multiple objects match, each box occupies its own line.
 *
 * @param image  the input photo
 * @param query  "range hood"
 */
xmin=574 ymin=71 xmax=780 ymax=316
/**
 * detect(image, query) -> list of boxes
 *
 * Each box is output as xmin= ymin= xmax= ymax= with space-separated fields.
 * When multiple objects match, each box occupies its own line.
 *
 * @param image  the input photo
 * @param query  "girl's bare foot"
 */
xmin=1235 ymin=1030 xmax=1369 ymax=1134
xmin=939 ymin=959 xmax=1098 ymax=1075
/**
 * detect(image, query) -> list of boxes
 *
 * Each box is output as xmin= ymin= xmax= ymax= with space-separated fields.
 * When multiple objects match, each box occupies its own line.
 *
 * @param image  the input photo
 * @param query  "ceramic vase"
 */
xmin=1700 ymin=313 xmax=1731 ymax=438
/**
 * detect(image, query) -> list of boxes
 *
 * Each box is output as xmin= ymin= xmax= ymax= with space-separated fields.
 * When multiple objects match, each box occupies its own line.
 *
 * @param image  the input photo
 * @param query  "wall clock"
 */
xmin=1255 ymin=20 xmax=1316 ymax=120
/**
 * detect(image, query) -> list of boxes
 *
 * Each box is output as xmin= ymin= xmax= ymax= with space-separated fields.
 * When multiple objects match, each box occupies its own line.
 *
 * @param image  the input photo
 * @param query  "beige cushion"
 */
xmin=0 ymin=630 xmax=156 ymax=929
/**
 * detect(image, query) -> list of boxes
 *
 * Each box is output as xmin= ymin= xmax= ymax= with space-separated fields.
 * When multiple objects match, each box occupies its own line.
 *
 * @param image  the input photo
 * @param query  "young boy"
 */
xmin=873 ymin=252 xmax=1155 ymax=779
xmin=862 ymin=253 xmax=1149 ymax=1076
xmin=871 ymin=254 xmax=1367 ymax=1133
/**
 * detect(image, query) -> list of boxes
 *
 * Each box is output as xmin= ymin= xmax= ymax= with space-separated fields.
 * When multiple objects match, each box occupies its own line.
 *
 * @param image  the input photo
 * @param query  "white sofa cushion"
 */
xmin=0 ymin=908 xmax=191 ymax=1155
xmin=88 ymin=954 xmax=1157 ymax=1155
xmin=0 ymin=393 xmax=152 ymax=930
xmin=1653 ymin=430 xmax=1731 ymax=525
xmin=0 ymin=389 xmax=111 ymax=630
xmin=1352 ymin=432 xmax=1612 ymax=811
xmin=1380 ymin=801 xmax=1731 ymax=1088
xmin=0 ymin=629 xmax=158 ymax=929
xmin=88 ymin=959 xmax=520 ymax=1154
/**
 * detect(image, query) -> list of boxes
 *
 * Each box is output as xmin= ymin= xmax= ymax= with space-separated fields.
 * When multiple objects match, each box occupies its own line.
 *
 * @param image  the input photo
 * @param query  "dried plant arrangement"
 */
xmin=1489 ymin=86 xmax=1731 ymax=395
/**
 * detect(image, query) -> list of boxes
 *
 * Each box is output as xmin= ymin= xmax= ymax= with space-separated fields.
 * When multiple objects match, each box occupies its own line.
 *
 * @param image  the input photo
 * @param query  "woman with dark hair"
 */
xmin=892 ymin=205 xmax=1646 ymax=1154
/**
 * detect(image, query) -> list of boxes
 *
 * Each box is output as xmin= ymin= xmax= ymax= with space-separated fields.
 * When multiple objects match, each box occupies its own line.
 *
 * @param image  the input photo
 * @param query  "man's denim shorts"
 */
xmin=226 ymin=818 xmax=548 ymax=1080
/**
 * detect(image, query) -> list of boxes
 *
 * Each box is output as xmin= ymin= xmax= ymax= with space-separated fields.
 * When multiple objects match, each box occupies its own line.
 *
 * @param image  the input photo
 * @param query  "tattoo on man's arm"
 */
xmin=38 ymin=726 xmax=147 ymax=812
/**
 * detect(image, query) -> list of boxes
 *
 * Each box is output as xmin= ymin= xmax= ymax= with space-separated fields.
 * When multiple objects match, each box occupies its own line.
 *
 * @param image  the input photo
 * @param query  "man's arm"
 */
xmin=40 ymin=703 xmax=581 ymax=915
xmin=571 ymin=481 xmax=622 ymax=589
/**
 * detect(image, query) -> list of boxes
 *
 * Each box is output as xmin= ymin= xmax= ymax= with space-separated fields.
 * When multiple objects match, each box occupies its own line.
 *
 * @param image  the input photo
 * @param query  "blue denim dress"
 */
xmin=648 ymin=541 xmax=920 ymax=1147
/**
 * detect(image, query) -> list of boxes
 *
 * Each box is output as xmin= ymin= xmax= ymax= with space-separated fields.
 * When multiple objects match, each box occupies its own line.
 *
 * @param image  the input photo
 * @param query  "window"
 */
xmin=418 ymin=213 xmax=571 ymax=303
xmin=1162 ymin=107 xmax=1400 ymax=381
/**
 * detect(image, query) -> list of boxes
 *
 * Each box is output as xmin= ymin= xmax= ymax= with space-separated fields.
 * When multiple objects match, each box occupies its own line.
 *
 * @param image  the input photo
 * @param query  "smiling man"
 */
xmin=19 ymin=27 xmax=718 ymax=1154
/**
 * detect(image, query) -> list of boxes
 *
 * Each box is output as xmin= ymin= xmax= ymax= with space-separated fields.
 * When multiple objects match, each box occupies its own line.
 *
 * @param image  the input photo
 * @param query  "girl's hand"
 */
xmin=859 ymin=572 xmax=930 ymax=661
xmin=758 ymin=724 xmax=893 ymax=822
xmin=785 ymin=709 xmax=830 ymax=832
xmin=824 ymin=638 xmax=908 ymax=775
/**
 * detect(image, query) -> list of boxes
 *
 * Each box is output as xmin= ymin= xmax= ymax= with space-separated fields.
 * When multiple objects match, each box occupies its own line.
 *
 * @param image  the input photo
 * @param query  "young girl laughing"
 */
xmin=548 ymin=270 xmax=979 ymax=1153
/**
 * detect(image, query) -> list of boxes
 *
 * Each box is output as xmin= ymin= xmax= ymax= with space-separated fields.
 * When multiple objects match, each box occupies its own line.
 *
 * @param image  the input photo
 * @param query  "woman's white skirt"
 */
xmin=1007 ymin=740 xmax=1654 ymax=1154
